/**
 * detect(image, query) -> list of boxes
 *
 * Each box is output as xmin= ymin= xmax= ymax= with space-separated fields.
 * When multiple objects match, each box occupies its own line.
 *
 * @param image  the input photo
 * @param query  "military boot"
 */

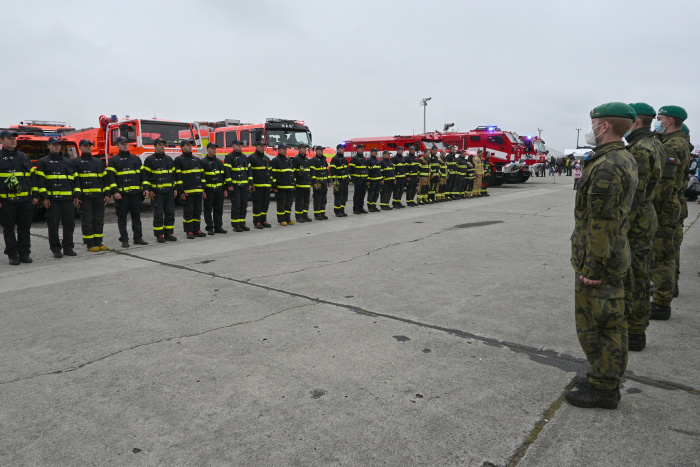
xmin=628 ymin=332 xmax=646 ymax=352
xmin=573 ymin=376 xmax=621 ymax=399
xmin=565 ymin=383 xmax=619 ymax=409
xmin=650 ymin=302 xmax=671 ymax=320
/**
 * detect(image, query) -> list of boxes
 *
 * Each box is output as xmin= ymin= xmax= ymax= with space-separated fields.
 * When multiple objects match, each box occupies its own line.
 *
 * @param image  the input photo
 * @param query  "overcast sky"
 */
xmin=2 ymin=0 xmax=698 ymax=151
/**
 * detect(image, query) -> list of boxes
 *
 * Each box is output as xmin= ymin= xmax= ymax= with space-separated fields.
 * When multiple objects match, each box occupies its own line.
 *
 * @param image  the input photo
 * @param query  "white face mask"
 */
xmin=654 ymin=120 xmax=666 ymax=134
xmin=585 ymin=123 xmax=605 ymax=147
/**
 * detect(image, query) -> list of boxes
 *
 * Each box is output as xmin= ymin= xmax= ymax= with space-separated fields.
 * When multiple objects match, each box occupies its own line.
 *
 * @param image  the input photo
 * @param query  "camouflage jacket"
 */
xmin=571 ymin=141 xmax=638 ymax=280
xmin=625 ymin=128 xmax=663 ymax=239
xmin=660 ymin=130 xmax=689 ymax=222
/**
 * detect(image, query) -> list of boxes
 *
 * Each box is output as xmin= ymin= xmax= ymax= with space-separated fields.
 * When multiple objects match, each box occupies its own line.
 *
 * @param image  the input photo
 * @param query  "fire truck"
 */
xmin=440 ymin=126 xmax=529 ymax=185
xmin=341 ymin=132 xmax=445 ymax=158
xmin=203 ymin=118 xmax=334 ymax=160
xmin=519 ymin=135 xmax=548 ymax=177
xmin=3 ymin=120 xmax=82 ymax=164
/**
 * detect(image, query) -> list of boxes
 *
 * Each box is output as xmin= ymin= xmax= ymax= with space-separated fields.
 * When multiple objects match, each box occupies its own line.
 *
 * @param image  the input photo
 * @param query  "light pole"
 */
xmin=420 ymin=97 xmax=431 ymax=133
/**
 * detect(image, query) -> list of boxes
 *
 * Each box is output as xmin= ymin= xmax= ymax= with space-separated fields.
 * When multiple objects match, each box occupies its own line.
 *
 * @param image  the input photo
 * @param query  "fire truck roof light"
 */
xmin=111 ymin=115 xmax=118 ymax=122
xmin=296 ymin=120 xmax=305 ymax=125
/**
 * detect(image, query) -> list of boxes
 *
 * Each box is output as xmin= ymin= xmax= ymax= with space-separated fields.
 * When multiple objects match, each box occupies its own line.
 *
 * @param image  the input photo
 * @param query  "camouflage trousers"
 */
xmin=674 ymin=222 xmax=684 ymax=288
xmin=575 ymin=275 xmax=627 ymax=390
xmin=624 ymin=236 xmax=653 ymax=333
xmin=651 ymin=225 xmax=676 ymax=307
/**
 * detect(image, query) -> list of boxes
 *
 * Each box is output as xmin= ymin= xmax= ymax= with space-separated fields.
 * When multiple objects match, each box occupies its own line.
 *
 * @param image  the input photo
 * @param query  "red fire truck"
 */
xmin=204 ymin=118 xmax=334 ymax=160
xmin=440 ymin=126 xmax=529 ymax=185
xmin=341 ymin=132 xmax=445 ymax=157
xmin=519 ymin=135 xmax=548 ymax=177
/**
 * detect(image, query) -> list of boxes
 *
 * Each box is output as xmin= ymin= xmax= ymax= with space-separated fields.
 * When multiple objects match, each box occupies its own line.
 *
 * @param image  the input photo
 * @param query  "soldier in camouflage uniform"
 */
xmin=566 ymin=102 xmax=638 ymax=410
xmin=650 ymin=105 xmax=688 ymax=320
xmin=675 ymin=122 xmax=694 ymax=297
xmin=622 ymin=103 xmax=663 ymax=351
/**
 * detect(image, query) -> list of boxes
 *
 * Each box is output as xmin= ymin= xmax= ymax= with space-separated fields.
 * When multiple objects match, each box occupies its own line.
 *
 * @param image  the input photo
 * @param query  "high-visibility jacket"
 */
xmin=248 ymin=150 xmax=272 ymax=188
xmin=201 ymin=156 xmax=226 ymax=191
xmin=466 ymin=161 xmax=475 ymax=180
xmin=142 ymin=152 xmax=175 ymax=192
xmin=455 ymin=156 xmax=468 ymax=177
xmin=349 ymin=154 xmax=368 ymax=180
xmin=270 ymin=154 xmax=295 ymax=190
xmin=380 ymin=158 xmax=395 ymax=181
xmin=72 ymin=153 xmax=108 ymax=198
xmin=108 ymin=151 xmax=143 ymax=194
xmin=0 ymin=148 xmax=35 ymax=202
xmin=391 ymin=154 xmax=406 ymax=178
xmin=291 ymin=153 xmax=312 ymax=188
xmin=446 ymin=152 xmax=457 ymax=175
xmin=174 ymin=152 xmax=205 ymax=194
xmin=429 ymin=154 xmax=440 ymax=179
xmin=367 ymin=155 xmax=382 ymax=181
xmin=329 ymin=154 xmax=350 ymax=181
xmin=35 ymin=153 xmax=79 ymax=200
xmin=309 ymin=154 xmax=329 ymax=183
xmin=418 ymin=154 xmax=431 ymax=178
xmin=224 ymin=151 xmax=252 ymax=186
xmin=405 ymin=153 xmax=419 ymax=177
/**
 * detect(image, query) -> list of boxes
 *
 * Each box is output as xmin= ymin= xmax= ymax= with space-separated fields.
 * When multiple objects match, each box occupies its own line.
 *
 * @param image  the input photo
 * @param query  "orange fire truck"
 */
xmin=202 ymin=118 xmax=334 ymax=161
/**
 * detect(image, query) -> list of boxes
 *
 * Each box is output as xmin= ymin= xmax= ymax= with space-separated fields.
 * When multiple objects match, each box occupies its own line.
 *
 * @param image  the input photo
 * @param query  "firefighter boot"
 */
xmin=8 ymin=255 xmax=20 ymax=266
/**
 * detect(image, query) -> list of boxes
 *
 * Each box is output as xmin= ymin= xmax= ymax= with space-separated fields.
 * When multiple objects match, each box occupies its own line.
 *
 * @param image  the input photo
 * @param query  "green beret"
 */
xmin=658 ymin=105 xmax=687 ymax=121
xmin=628 ymin=102 xmax=656 ymax=117
xmin=590 ymin=102 xmax=637 ymax=122
xmin=681 ymin=123 xmax=689 ymax=135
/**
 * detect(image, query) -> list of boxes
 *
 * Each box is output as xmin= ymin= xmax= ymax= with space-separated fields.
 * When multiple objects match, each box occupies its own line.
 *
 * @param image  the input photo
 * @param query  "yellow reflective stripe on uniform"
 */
xmin=115 ymin=170 xmax=139 ymax=175
xmin=0 ymin=192 xmax=30 ymax=198
xmin=0 ymin=172 xmax=32 ymax=177
xmin=184 ymin=188 xmax=204 ymax=193
xmin=205 ymin=183 xmax=223 ymax=188
xmin=277 ymin=185 xmax=294 ymax=189
xmin=78 ymin=172 xmax=100 ymax=177
xmin=82 ymin=188 xmax=104 ymax=193
xmin=118 ymin=186 xmax=142 ymax=191
xmin=204 ymin=171 xmax=223 ymax=176
xmin=251 ymin=166 xmax=267 ymax=170
xmin=271 ymin=168 xmax=293 ymax=172
xmin=46 ymin=191 xmax=73 ymax=196
xmin=183 ymin=218 xmax=199 ymax=223
xmin=253 ymin=183 xmax=271 ymax=187
xmin=180 ymin=169 xmax=202 ymax=174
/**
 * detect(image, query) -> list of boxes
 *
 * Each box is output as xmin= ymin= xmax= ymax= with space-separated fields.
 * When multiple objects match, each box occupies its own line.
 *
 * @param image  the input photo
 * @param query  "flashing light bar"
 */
xmin=21 ymin=120 xmax=68 ymax=127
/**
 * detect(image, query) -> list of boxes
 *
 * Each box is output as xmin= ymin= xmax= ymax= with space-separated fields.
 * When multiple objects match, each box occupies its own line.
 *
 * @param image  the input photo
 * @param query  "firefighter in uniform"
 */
xmin=379 ymin=150 xmax=395 ymax=210
xmin=34 ymin=137 xmax=80 ymax=258
xmin=428 ymin=146 xmax=440 ymax=202
xmin=249 ymin=141 xmax=272 ymax=229
xmin=330 ymin=144 xmax=350 ymax=217
xmin=366 ymin=148 xmax=382 ymax=211
xmin=349 ymin=144 xmax=369 ymax=214
xmin=391 ymin=146 xmax=406 ymax=208
xmin=472 ymin=150 xmax=484 ymax=197
xmin=143 ymin=137 xmax=177 ymax=243
xmin=291 ymin=143 xmax=313 ymax=222
xmin=650 ymin=105 xmax=688 ymax=320
xmin=445 ymin=146 xmax=458 ymax=200
xmin=201 ymin=142 xmax=227 ymax=235
xmin=481 ymin=152 xmax=491 ymax=196
xmin=417 ymin=150 xmax=431 ymax=205
xmin=271 ymin=143 xmax=295 ymax=225
xmin=73 ymin=139 xmax=110 ymax=250
xmin=310 ymin=145 xmax=330 ymax=220
xmin=566 ymin=103 xmax=638 ymax=410
xmin=404 ymin=145 xmax=419 ymax=206
xmin=465 ymin=154 xmax=476 ymax=198
xmin=108 ymin=136 xmax=148 ymax=248
xmin=437 ymin=150 xmax=448 ymax=201
xmin=224 ymin=139 xmax=252 ymax=232
xmin=455 ymin=150 xmax=468 ymax=199
xmin=0 ymin=130 xmax=37 ymax=265
xmin=623 ymin=103 xmax=663 ymax=351
xmin=174 ymin=139 xmax=207 ymax=239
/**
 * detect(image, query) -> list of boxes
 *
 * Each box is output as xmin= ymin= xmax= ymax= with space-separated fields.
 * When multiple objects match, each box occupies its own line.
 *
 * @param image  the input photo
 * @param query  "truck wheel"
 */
xmin=521 ymin=173 xmax=530 ymax=183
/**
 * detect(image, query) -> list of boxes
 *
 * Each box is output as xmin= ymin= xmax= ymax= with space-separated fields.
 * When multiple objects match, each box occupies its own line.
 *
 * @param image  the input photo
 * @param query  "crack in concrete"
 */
xmin=0 ymin=302 xmax=317 ymax=386
xmin=245 ymin=229 xmax=447 ymax=281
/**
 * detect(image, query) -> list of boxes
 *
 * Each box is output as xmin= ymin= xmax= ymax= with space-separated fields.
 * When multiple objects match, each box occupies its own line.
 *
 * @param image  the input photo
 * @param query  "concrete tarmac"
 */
xmin=1 ymin=175 xmax=698 ymax=467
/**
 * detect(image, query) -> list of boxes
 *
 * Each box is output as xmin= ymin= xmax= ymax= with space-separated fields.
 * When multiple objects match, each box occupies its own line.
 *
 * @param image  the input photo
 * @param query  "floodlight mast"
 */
xmin=420 ymin=97 xmax=432 ymax=133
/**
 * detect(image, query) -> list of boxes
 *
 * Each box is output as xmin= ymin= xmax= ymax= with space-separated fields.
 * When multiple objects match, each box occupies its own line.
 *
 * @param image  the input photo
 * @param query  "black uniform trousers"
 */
xmin=1 ymin=200 xmax=33 ymax=258
xmin=46 ymin=200 xmax=75 ymax=252
xmin=204 ymin=189 xmax=225 ymax=230
xmin=151 ymin=190 xmax=175 ymax=237
xmin=115 ymin=193 xmax=143 ymax=242
xmin=380 ymin=181 xmax=394 ymax=208
xmin=80 ymin=197 xmax=105 ymax=246
xmin=276 ymin=189 xmax=294 ymax=223
xmin=230 ymin=185 xmax=249 ymax=227
xmin=295 ymin=187 xmax=311 ymax=219
xmin=352 ymin=180 xmax=367 ymax=212
xmin=334 ymin=180 xmax=349 ymax=213
xmin=465 ymin=179 xmax=474 ymax=196
xmin=446 ymin=174 xmax=457 ymax=197
xmin=367 ymin=180 xmax=381 ymax=208
xmin=183 ymin=193 xmax=203 ymax=233
xmin=405 ymin=178 xmax=418 ymax=205
xmin=252 ymin=187 xmax=271 ymax=224
xmin=313 ymin=183 xmax=328 ymax=216
xmin=392 ymin=178 xmax=405 ymax=205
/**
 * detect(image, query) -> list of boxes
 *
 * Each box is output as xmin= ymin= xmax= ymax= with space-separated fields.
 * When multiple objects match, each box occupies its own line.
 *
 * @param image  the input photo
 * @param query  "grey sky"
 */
xmin=2 ymin=0 xmax=698 ymax=151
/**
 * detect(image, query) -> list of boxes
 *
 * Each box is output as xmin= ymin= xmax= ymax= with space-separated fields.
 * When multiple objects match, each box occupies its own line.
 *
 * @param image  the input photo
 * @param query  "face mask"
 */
xmin=623 ymin=129 xmax=632 ymax=139
xmin=585 ymin=123 xmax=604 ymax=146
xmin=654 ymin=120 xmax=666 ymax=134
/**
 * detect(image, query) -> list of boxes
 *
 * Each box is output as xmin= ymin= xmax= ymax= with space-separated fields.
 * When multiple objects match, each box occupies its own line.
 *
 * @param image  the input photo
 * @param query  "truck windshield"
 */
xmin=140 ymin=121 xmax=194 ymax=147
xmin=505 ymin=132 xmax=520 ymax=144
xmin=266 ymin=130 xmax=312 ymax=148
xmin=422 ymin=140 xmax=444 ymax=150
xmin=533 ymin=141 xmax=547 ymax=153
